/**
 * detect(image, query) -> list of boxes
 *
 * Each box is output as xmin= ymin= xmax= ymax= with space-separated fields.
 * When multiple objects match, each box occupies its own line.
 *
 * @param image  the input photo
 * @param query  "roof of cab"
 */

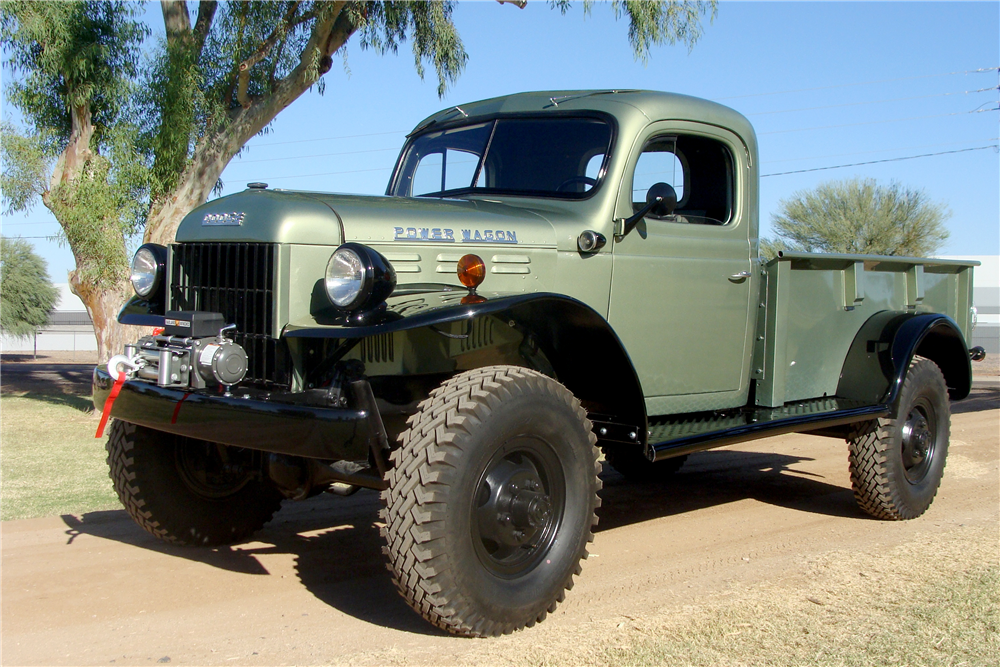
xmin=410 ymin=90 xmax=757 ymax=151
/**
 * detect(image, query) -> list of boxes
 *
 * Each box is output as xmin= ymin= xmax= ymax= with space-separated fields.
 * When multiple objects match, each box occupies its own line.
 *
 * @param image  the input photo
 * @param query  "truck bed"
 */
xmin=755 ymin=252 xmax=976 ymax=408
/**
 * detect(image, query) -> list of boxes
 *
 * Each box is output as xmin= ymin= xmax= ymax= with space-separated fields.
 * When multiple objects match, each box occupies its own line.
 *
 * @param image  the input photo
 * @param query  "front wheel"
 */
xmin=380 ymin=366 xmax=602 ymax=637
xmin=848 ymin=356 xmax=950 ymax=520
xmin=106 ymin=421 xmax=283 ymax=546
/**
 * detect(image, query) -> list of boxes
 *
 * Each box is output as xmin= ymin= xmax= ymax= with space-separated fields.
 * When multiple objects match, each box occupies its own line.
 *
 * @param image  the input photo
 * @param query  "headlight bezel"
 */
xmin=324 ymin=243 xmax=397 ymax=312
xmin=130 ymin=243 xmax=167 ymax=301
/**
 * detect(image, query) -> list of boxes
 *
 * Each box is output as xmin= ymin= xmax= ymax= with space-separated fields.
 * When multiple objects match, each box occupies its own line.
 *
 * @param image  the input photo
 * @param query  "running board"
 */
xmin=647 ymin=397 xmax=889 ymax=462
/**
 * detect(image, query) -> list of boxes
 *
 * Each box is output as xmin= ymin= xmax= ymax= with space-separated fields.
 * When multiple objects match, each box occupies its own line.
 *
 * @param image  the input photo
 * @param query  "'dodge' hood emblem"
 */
xmin=202 ymin=211 xmax=246 ymax=226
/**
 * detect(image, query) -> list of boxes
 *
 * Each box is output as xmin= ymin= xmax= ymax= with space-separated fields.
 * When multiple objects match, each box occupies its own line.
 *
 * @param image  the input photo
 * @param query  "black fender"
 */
xmin=286 ymin=292 xmax=648 ymax=439
xmin=119 ymin=295 xmax=166 ymax=326
xmin=837 ymin=311 xmax=972 ymax=406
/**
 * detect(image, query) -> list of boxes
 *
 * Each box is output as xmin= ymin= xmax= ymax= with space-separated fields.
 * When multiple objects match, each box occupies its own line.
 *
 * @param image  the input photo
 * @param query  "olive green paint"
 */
xmin=171 ymin=90 xmax=977 ymax=417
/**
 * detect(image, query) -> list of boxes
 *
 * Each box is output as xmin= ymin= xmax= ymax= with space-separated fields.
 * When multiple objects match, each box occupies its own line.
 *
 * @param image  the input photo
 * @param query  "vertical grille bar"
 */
xmin=169 ymin=242 xmax=286 ymax=387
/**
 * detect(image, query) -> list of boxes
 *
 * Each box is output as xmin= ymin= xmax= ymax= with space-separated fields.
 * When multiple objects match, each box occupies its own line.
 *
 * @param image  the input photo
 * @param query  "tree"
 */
xmin=762 ymin=178 xmax=950 ymax=259
xmin=2 ymin=0 xmax=717 ymax=362
xmin=1 ymin=1 xmax=152 ymax=360
xmin=0 ymin=236 xmax=59 ymax=340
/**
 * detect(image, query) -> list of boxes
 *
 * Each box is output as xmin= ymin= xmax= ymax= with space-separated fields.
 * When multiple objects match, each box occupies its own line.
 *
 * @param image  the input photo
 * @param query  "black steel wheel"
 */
xmin=603 ymin=444 xmax=687 ymax=481
xmin=381 ymin=366 xmax=602 ymax=637
xmin=106 ymin=420 xmax=283 ymax=546
xmin=848 ymin=356 xmax=951 ymax=520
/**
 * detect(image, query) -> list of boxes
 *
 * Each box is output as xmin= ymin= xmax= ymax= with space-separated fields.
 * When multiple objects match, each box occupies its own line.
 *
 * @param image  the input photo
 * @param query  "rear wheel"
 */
xmin=106 ymin=420 xmax=283 ymax=546
xmin=848 ymin=356 xmax=950 ymax=520
xmin=380 ymin=366 xmax=602 ymax=637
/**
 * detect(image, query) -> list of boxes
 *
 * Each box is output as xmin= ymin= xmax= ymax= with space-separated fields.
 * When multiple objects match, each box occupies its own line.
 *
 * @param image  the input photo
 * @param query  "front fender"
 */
xmin=286 ymin=291 xmax=648 ymax=441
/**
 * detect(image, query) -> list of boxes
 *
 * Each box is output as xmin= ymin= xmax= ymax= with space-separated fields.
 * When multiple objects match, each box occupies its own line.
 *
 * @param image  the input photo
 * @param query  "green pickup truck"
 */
xmin=95 ymin=90 xmax=985 ymax=637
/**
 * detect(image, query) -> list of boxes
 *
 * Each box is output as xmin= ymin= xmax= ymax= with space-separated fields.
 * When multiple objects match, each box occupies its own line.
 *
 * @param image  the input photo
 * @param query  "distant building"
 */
xmin=940 ymin=256 xmax=999 ymax=354
xmin=0 ymin=284 xmax=97 ymax=354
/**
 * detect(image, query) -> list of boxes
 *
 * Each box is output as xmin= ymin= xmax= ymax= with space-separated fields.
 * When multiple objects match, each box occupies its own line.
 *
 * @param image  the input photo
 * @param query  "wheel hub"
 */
xmin=175 ymin=438 xmax=253 ymax=499
xmin=901 ymin=404 xmax=935 ymax=483
xmin=473 ymin=443 xmax=563 ymax=576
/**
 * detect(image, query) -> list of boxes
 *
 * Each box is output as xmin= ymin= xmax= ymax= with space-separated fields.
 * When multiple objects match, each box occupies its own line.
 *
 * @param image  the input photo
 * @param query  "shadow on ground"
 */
xmin=2 ymin=390 xmax=94 ymax=413
xmin=953 ymin=386 xmax=1000 ymax=414
xmin=0 ymin=363 xmax=94 ymax=396
xmin=59 ymin=446 xmax=870 ymax=635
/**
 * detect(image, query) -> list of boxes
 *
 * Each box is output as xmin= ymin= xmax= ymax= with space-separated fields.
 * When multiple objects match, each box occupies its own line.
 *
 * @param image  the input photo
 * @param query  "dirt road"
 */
xmin=3 ymin=388 xmax=997 ymax=666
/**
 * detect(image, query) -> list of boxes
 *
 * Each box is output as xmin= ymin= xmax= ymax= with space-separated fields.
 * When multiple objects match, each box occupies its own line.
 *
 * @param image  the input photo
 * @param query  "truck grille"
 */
xmin=169 ymin=243 xmax=289 ymax=387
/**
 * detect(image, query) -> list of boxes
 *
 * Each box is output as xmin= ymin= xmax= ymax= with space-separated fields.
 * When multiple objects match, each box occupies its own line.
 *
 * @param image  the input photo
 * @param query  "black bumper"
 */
xmin=92 ymin=369 xmax=372 ymax=460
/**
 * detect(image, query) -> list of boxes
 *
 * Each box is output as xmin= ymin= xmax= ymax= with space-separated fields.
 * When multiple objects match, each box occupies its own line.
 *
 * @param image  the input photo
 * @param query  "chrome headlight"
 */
xmin=130 ymin=244 xmax=167 ymax=299
xmin=324 ymin=243 xmax=397 ymax=311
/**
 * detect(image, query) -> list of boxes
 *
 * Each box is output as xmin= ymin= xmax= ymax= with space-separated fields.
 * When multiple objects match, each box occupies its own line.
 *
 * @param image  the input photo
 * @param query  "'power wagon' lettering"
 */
xmin=393 ymin=227 xmax=517 ymax=244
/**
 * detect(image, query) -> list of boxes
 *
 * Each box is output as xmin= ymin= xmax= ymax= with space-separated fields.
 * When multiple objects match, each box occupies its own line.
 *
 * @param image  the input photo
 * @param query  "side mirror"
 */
xmin=646 ymin=182 xmax=677 ymax=217
xmin=618 ymin=182 xmax=678 ymax=239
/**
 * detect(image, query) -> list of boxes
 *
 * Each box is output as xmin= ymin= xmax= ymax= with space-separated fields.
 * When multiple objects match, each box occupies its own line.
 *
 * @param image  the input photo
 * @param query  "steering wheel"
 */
xmin=555 ymin=176 xmax=598 ymax=192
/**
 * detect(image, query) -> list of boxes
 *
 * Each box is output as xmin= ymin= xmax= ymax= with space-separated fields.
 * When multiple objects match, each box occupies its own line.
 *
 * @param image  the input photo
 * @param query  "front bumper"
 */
xmin=92 ymin=368 xmax=373 ymax=460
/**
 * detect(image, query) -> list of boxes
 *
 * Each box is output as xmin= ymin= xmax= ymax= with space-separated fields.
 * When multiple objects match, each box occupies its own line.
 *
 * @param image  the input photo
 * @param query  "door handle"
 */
xmin=729 ymin=271 xmax=750 ymax=282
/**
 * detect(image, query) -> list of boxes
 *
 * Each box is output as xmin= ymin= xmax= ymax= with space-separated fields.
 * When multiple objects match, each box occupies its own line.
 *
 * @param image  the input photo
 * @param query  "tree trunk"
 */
xmin=144 ymin=3 xmax=356 ymax=248
xmin=68 ymin=272 xmax=144 ymax=365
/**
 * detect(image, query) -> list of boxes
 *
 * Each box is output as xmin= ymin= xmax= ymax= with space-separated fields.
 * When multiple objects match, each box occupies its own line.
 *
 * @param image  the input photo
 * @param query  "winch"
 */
xmin=107 ymin=311 xmax=248 ymax=390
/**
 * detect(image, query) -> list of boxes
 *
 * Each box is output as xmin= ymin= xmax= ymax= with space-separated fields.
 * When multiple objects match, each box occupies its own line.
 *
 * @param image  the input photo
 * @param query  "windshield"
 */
xmin=388 ymin=117 xmax=613 ymax=199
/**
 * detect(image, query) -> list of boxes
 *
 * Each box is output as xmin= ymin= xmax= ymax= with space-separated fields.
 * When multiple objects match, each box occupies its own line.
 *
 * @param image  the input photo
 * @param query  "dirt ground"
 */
xmin=2 ymin=387 xmax=997 ymax=666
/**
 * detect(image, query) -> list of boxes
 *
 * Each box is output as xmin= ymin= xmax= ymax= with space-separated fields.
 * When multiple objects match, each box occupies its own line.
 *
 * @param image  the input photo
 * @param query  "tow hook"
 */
xmin=107 ymin=353 xmax=144 ymax=380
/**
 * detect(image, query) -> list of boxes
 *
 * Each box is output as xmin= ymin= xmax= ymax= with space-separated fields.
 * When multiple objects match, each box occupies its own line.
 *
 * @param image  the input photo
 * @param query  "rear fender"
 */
xmin=837 ymin=311 xmax=972 ymax=406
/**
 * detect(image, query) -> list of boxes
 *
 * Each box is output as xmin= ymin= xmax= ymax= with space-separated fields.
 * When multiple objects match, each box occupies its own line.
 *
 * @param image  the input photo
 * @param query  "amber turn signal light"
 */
xmin=457 ymin=254 xmax=486 ymax=289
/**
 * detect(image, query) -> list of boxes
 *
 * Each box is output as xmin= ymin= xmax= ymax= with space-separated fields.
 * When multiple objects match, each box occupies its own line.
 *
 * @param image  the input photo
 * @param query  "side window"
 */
xmin=633 ymin=137 xmax=685 ymax=206
xmin=632 ymin=134 xmax=734 ymax=225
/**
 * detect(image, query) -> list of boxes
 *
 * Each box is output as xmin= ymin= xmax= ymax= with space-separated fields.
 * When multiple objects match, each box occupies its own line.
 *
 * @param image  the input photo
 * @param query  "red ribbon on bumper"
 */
xmin=95 ymin=372 xmax=126 ymax=438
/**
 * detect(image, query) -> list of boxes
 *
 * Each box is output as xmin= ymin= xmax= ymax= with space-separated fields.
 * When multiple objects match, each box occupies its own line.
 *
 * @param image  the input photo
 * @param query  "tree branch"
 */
xmin=239 ymin=2 xmax=300 ymax=73
xmin=161 ymin=0 xmax=191 ymax=40
xmin=193 ymin=1 xmax=217 ymax=56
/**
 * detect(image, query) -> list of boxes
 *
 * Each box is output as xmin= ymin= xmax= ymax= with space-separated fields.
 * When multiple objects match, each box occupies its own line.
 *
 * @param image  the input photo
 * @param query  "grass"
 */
xmin=598 ymin=527 xmax=1000 ymax=667
xmin=458 ymin=526 xmax=999 ymax=667
xmin=0 ymin=391 xmax=120 ymax=520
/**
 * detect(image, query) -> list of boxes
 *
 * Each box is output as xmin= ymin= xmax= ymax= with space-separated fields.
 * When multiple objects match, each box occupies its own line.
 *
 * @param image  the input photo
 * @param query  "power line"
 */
xmin=764 ymin=139 xmax=1000 ymax=164
xmin=229 ymin=146 xmax=399 ymax=166
xmin=246 ymin=130 xmax=407 ymax=149
xmin=748 ymin=88 xmax=998 ymax=117
xmin=761 ymin=145 xmax=998 ymax=177
xmin=250 ymin=165 xmax=395 ymax=181
xmin=758 ymin=109 xmax=995 ymax=136
xmin=715 ymin=66 xmax=999 ymax=101
xmin=240 ymin=69 xmax=1000 ymax=148
xmin=248 ymin=138 xmax=1000 ymax=184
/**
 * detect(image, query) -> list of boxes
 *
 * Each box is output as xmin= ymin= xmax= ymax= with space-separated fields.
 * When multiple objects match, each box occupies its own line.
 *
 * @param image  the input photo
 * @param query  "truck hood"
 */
xmin=176 ymin=189 xmax=557 ymax=248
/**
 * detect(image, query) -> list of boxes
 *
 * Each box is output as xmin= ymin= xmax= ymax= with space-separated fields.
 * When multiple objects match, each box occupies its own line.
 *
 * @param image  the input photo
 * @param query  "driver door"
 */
xmin=609 ymin=122 xmax=756 ymax=416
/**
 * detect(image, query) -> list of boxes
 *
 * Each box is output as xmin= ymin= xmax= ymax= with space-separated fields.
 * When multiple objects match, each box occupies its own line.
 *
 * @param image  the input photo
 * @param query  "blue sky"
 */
xmin=3 ymin=1 xmax=998 ymax=282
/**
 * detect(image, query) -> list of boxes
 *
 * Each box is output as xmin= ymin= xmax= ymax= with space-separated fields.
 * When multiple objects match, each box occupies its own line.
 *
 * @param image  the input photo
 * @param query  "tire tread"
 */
xmin=847 ymin=356 xmax=950 ymax=520
xmin=380 ymin=366 xmax=601 ymax=637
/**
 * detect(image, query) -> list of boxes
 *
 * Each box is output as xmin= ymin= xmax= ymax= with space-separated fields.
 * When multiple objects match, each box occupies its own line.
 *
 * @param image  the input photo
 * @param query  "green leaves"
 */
xmin=765 ymin=178 xmax=951 ymax=258
xmin=1 ymin=0 xmax=148 ymax=146
xmin=551 ymin=0 xmax=717 ymax=63
xmin=355 ymin=1 xmax=468 ymax=97
xmin=0 ymin=236 xmax=59 ymax=339
xmin=0 ymin=122 xmax=52 ymax=216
